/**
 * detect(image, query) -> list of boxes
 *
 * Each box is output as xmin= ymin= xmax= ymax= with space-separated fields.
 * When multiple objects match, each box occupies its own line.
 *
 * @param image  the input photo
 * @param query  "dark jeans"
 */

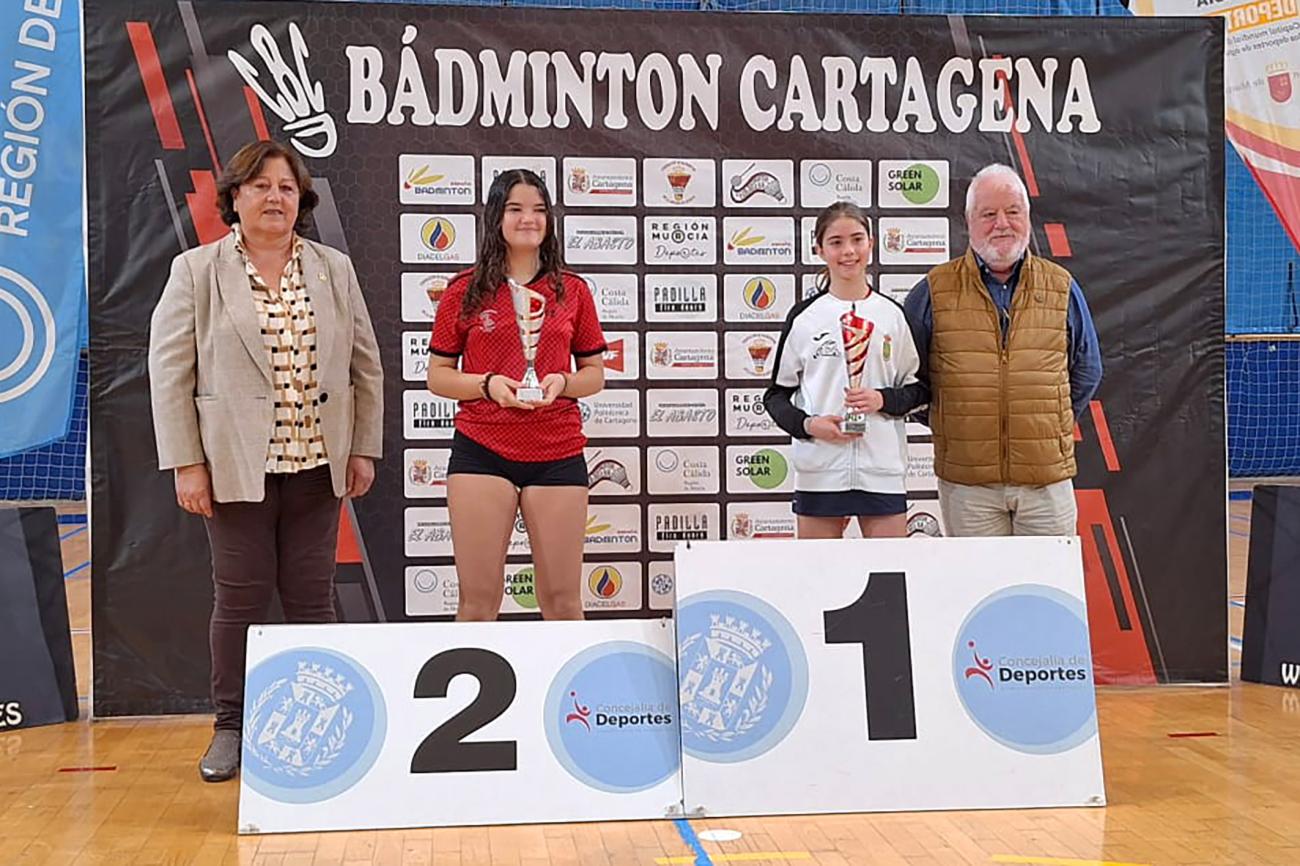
xmin=203 ymin=464 xmax=340 ymax=731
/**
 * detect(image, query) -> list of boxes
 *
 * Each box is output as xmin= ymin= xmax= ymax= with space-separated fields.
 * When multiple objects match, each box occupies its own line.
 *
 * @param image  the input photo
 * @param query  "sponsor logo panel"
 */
xmin=647 ymin=503 xmax=720 ymax=553
xmin=878 ymin=272 xmax=926 ymax=303
xmin=646 ymin=445 xmax=721 ymax=495
xmin=563 ymin=157 xmax=638 ymax=207
xmin=401 ymin=273 xmax=454 ymax=323
xmin=878 ymin=160 xmax=950 ymax=208
xmin=645 ymin=274 xmax=718 ymax=323
xmin=877 ymin=217 xmax=950 ymax=266
xmin=906 ymin=441 xmax=937 ymax=493
xmin=578 ymin=389 xmax=641 ymax=438
xmin=405 ymin=564 xmax=459 ymax=616
xmin=643 ymin=158 xmax=716 ymax=208
xmin=585 ymin=446 xmax=642 ymax=495
xmin=581 ymin=562 xmax=644 ymax=611
xmin=646 ymin=389 xmax=720 ymax=437
xmin=723 ymin=331 xmax=781 ymax=380
xmin=799 ymin=159 xmax=872 ymax=208
xmin=643 ymin=217 xmax=716 ymax=266
xmin=398 ymin=154 xmax=475 ymax=205
xmin=726 ymin=501 xmax=797 ymax=540
xmin=801 ymin=273 xmax=823 ymax=299
xmin=564 ymin=216 xmax=638 ymax=265
xmin=725 ymin=444 xmax=794 ymax=494
xmin=403 ymin=391 xmax=457 ymax=440
xmin=646 ymin=331 xmax=719 ymax=380
xmin=481 ymin=156 xmax=557 ymax=203
xmin=723 ymin=274 xmax=794 ymax=323
xmin=402 ymin=331 xmax=431 ymax=382
xmin=601 ymin=331 xmax=640 ymax=381
xmin=582 ymin=272 xmax=639 ymax=323
xmin=403 ymin=448 xmax=451 ymax=499
xmin=724 ymin=217 xmax=795 ymax=266
xmin=399 ymin=214 xmax=477 ymax=265
xmin=583 ymin=504 xmax=642 ymax=554
xmin=726 ymin=388 xmax=782 ymax=437
xmin=405 ymin=506 xmax=453 ymax=557
xmin=648 ymin=561 xmax=675 ymax=611
xmin=722 ymin=159 xmax=794 ymax=208
xmin=500 ymin=562 xmax=541 ymax=613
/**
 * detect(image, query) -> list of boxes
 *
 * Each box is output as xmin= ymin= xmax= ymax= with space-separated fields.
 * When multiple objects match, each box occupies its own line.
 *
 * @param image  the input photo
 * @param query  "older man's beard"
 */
xmin=972 ymin=234 xmax=1029 ymax=272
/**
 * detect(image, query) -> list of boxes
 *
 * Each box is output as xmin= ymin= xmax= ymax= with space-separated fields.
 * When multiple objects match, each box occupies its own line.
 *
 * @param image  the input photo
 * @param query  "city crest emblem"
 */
xmin=241 ymin=647 xmax=387 ymax=804
xmin=676 ymin=590 xmax=809 ymax=762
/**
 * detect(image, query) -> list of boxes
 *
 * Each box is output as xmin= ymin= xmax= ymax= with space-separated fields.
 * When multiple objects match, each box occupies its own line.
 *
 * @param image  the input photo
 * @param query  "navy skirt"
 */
xmin=793 ymin=490 xmax=908 ymax=517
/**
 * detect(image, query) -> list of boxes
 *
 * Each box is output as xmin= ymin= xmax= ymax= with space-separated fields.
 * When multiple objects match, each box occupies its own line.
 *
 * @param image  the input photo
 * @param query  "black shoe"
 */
xmin=199 ymin=729 xmax=241 ymax=782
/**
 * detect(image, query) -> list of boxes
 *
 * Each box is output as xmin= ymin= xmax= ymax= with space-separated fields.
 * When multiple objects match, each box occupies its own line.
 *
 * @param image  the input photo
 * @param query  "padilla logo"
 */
xmin=545 ymin=643 xmax=679 ymax=793
xmin=227 ymin=23 xmax=336 ymax=159
xmin=953 ymin=586 xmax=1097 ymax=755
xmin=241 ymin=649 xmax=386 ymax=804
xmin=421 ymin=218 xmax=456 ymax=253
xmin=677 ymin=590 xmax=809 ymax=762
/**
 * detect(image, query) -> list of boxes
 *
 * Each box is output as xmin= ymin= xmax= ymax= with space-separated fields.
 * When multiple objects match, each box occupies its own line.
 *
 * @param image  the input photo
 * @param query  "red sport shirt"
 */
xmin=430 ymin=270 xmax=607 ymax=462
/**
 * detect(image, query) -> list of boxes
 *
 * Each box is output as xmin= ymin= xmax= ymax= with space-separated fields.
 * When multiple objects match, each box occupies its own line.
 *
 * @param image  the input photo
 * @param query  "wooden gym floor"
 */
xmin=2 ymin=496 xmax=1297 ymax=866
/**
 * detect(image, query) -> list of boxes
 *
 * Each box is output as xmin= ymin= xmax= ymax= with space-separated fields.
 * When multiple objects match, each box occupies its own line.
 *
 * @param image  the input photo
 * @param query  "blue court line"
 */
xmin=1230 ymin=513 xmax=1249 ymax=521
xmin=64 ymin=561 xmax=89 ymax=579
xmin=1230 ymin=636 xmax=1243 ymax=648
xmin=1231 ymin=600 xmax=1246 ymax=609
xmin=57 ymin=514 xmax=88 ymax=525
xmin=1229 ymin=490 xmax=1252 ymax=501
xmin=673 ymin=818 xmax=714 ymax=866
xmin=60 ymin=526 xmax=87 ymax=542
xmin=1230 ymin=530 xmax=1248 ymax=538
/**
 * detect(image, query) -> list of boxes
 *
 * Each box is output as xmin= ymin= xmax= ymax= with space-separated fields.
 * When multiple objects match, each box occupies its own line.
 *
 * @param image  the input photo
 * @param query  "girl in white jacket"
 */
xmin=763 ymin=202 xmax=928 ymax=538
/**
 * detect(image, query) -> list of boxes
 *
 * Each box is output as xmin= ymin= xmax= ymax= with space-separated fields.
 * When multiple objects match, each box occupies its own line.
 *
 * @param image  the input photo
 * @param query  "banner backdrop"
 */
xmin=87 ymin=1 xmax=1226 ymax=715
xmin=0 ymin=0 xmax=85 ymax=457
xmin=1133 ymin=0 xmax=1300 ymax=252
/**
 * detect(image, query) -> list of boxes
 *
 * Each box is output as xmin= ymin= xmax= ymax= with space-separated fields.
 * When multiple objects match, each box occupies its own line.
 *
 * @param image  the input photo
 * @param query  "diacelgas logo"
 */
xmin=545 ymin=643 xmax=679 ymax=793
xmin=588 ymin=565 xmax=624 ymax=599
xmin=421 ymin=217 xmax=456 ymax=253
xmin=953 ymin=585 xmax=1097 ymax=755
xmin=743 ymin=276 xmax=777 ymax=312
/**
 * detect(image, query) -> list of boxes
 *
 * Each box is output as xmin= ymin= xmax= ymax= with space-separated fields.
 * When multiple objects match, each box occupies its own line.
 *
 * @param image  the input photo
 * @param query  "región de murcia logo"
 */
xmin=228 ymin=23 xmax=338 ymax=158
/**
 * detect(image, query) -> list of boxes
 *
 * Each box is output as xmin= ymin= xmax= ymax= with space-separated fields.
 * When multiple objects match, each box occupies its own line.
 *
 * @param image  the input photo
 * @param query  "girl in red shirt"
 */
xmin=427 ymin=169 xmax=607 ymax=621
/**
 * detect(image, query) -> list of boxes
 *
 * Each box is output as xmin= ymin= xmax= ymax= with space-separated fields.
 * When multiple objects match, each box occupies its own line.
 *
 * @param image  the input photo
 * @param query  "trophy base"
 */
xmin=842 ymin=413 xmax=867 ymax=435
xmin=516 ymin=387 xmax=545 ymax=402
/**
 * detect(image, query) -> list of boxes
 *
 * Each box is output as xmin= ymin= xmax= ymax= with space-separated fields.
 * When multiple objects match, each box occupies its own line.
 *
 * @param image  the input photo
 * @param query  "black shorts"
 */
xmin=447 ymin=432 xmax=587 ymax=488
xmin=793 ymin=490 xmax=908 ymax=517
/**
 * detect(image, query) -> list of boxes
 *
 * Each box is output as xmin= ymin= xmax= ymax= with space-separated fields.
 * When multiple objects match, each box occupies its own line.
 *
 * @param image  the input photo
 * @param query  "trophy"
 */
xmin=507 ymin=277 xmax=547 ymax=401
xmin=840 ymin=307 xmax=874 ymax=435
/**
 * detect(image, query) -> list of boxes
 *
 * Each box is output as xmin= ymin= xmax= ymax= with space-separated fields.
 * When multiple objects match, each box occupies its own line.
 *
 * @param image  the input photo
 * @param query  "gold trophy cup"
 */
xmin=507 ymin=277 xmax=547 ymax=402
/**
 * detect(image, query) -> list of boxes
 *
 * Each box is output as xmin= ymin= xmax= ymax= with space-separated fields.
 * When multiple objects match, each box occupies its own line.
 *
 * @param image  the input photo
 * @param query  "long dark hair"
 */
xmin=812 ymin=201 xmax=872 ymax=294
xmin=463 ymin=169 xmax=566 ymax=318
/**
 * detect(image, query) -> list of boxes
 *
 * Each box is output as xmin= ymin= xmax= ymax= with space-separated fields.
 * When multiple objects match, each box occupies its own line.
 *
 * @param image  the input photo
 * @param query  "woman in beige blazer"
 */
xmin=148 ymin=140 xmax=383 ymax=783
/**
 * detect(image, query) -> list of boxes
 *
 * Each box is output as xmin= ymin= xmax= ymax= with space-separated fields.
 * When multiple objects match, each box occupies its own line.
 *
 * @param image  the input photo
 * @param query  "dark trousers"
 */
xmin=203 ymin=465 xmax=340 ymax=731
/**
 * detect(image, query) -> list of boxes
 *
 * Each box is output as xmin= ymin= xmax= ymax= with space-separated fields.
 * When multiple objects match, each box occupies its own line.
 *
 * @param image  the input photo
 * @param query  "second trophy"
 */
xmin=839 ymin=306 xmax=873 ymax=435
xmin=508 ymin=277 xmax=547 ymax=401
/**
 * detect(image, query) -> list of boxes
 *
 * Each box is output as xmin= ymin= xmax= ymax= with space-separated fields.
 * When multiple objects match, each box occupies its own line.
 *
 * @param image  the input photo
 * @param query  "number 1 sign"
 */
xmin=675 ymin=537 xmax=1105 ymax=816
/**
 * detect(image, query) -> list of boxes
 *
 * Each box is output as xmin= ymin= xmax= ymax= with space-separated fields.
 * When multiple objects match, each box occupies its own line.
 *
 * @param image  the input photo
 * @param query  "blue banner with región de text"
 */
xmin=0 ymin=0 xmax=85 ymax=458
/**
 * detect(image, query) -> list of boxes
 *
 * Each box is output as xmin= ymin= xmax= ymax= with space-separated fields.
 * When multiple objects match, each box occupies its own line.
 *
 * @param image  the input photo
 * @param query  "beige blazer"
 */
xmin=148 ymin=232 xmax=384 ymax=503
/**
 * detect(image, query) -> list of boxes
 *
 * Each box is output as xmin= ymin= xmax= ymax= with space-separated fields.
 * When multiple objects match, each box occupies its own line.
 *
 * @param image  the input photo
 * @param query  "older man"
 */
xmin=903 ymin=163 xmax=1102 ymax=537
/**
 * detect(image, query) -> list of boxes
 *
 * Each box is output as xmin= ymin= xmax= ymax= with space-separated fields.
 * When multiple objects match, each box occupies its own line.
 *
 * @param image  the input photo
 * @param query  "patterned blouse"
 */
xmin=233 ymin=225 xmax=329 ymax=474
